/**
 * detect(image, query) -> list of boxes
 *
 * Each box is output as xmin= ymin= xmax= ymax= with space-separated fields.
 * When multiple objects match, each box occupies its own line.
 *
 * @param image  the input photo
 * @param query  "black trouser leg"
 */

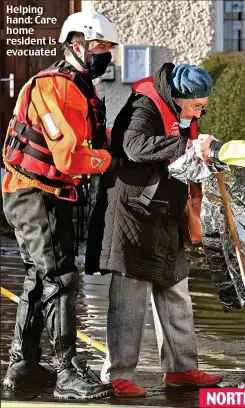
xmin=10 ymin=260 xmax=44 ymax=362
xmin=3 ymin=188 xmax=79 ymax=369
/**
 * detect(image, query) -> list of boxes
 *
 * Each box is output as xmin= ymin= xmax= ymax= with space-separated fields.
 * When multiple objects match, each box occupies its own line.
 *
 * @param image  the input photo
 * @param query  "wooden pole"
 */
xmin=216 ymin=173 xmax=245 ymax=284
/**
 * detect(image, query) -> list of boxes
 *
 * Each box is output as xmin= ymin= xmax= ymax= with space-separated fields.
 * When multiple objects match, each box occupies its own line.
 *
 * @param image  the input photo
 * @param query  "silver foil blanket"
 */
xmin=168 ymin=147 xmax=245 ymax=313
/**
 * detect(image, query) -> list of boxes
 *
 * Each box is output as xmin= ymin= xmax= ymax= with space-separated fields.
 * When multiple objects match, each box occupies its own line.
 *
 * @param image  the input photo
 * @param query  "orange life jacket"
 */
xmin=131 ymin=77 xmax=199 ymax=211
xmin=3 ymin=62 xmax=108 ymax=201
xmin=132 ymin=76 xmax=198 ymax=140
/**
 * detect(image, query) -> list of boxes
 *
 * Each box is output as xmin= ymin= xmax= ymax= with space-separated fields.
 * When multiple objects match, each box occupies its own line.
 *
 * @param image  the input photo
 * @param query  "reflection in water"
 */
xmin=1 ymin=245 xmax=245 ymax=371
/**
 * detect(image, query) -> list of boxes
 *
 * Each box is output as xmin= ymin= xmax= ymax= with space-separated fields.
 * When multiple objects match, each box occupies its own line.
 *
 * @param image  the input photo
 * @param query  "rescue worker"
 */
xmin=193 ymin=135 xmax=245 ymax=390
xmin=2 ymin=10 xmax=118 ymax=400
xmin=86 ymin=63 xmax=224 ymax=396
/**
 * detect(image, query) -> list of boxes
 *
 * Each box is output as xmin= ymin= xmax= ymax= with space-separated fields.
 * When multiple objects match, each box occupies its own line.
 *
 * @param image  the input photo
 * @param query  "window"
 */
xmin=223 ymin=0 xmax=245 ymax=51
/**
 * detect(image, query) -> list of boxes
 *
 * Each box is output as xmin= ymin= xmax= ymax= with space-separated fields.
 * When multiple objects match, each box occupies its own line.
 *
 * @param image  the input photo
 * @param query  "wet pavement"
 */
xmin=1 ymin=241 xmax=245 ymax=406
xmin=1 ymin=364 xmax=244 ymax=408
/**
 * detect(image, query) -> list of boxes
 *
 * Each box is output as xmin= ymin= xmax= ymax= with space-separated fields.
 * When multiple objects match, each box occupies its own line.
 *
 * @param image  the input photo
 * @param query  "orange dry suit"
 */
xmin=2 ymin=61 xmax=111 ymax=201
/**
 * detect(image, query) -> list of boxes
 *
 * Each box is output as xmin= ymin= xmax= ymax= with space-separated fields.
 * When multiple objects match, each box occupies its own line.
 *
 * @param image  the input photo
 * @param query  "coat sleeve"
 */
xmin=123 ymin=96 xmax=187 ymax=162
xmin=31 ymin=76 xmax=111 ymax=175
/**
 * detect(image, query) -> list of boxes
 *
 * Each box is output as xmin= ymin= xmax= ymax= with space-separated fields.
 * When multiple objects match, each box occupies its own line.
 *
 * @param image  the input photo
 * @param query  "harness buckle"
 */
xmin=55 ymin=185 xmax=78 ymax=202
xmin=8 ymin=136 xmax=26 ymax=151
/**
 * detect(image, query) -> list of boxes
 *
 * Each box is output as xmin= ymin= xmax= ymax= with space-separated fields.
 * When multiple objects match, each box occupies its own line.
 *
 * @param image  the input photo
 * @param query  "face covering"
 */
xmin=88 ymin=52 xmax=112 ymax=78
xmin=179 ymin=118 xmax=192 ymax=129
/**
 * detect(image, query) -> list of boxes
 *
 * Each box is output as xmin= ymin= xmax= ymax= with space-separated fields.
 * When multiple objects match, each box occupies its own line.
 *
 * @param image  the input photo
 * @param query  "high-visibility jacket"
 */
xmin=219 ymin=140 xmax=245 ymax=167
xmin=2 ymin=61 xmax=111 ymax=200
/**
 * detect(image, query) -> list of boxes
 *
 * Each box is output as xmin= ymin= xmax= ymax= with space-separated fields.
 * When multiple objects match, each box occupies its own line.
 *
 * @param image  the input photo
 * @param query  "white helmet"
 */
xmin=59 ymin=10 xmax=119 ymax=45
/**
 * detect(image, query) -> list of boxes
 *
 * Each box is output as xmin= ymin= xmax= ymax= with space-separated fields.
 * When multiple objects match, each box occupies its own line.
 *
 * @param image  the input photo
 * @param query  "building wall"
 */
xmin=88 ymin=0 xmax=216 ymax=126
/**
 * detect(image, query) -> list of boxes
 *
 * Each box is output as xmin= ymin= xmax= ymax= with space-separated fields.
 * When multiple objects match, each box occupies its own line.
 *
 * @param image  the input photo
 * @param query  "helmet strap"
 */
xmin=63 ymin=41 xmax=88 ymax=70
xmin=84 ymin=40 xmax=90 ymax=63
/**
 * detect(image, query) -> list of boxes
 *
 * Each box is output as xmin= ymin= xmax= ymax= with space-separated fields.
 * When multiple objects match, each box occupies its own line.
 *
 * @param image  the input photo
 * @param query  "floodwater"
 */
xmin=1 ymin=242 xmax=244 ymax=369
xmin=1 ymin=242 xmax=245 ymax=407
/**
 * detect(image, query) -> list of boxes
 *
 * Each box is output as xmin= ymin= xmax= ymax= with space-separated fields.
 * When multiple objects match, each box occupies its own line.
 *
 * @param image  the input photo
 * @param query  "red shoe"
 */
xmin=164 ymin=370 xmax=224 ymax=387
xmin=111 ymin=379 xmax=147 ymax=397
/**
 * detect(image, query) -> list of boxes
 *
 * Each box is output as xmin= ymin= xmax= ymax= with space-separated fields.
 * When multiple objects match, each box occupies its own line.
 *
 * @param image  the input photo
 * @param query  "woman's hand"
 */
xmin=192 ymin=134 xmax=214 ymax=161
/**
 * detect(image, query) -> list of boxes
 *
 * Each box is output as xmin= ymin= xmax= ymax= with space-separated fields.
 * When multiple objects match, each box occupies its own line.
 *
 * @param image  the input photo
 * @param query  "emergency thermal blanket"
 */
xmin=168 ymin=147 xmax=245 ymax=312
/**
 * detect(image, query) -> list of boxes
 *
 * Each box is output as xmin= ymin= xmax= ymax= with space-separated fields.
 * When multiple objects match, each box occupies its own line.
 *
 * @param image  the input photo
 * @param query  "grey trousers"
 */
xmin=101 ymin=274 xmax=198 ymax=381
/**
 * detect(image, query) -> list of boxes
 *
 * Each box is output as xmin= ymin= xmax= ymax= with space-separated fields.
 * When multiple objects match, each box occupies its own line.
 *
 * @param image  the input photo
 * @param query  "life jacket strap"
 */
xmin=3 ymin=145 xmax=78 ymax=202
xmin=14 ymin=121 xmax=47 ymax=148
xmin=5 ymin=134 xmax=54 ymax=165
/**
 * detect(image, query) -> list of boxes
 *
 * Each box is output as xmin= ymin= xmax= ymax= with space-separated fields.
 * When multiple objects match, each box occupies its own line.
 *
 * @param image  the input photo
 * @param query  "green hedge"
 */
xmin=199 ymin=52 xmax=245 ymax=142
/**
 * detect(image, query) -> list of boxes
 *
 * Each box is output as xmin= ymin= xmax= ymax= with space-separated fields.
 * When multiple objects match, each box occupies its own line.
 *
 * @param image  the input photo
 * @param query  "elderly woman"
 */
xmin=86 ymin=63 xmax=224 ymax=396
